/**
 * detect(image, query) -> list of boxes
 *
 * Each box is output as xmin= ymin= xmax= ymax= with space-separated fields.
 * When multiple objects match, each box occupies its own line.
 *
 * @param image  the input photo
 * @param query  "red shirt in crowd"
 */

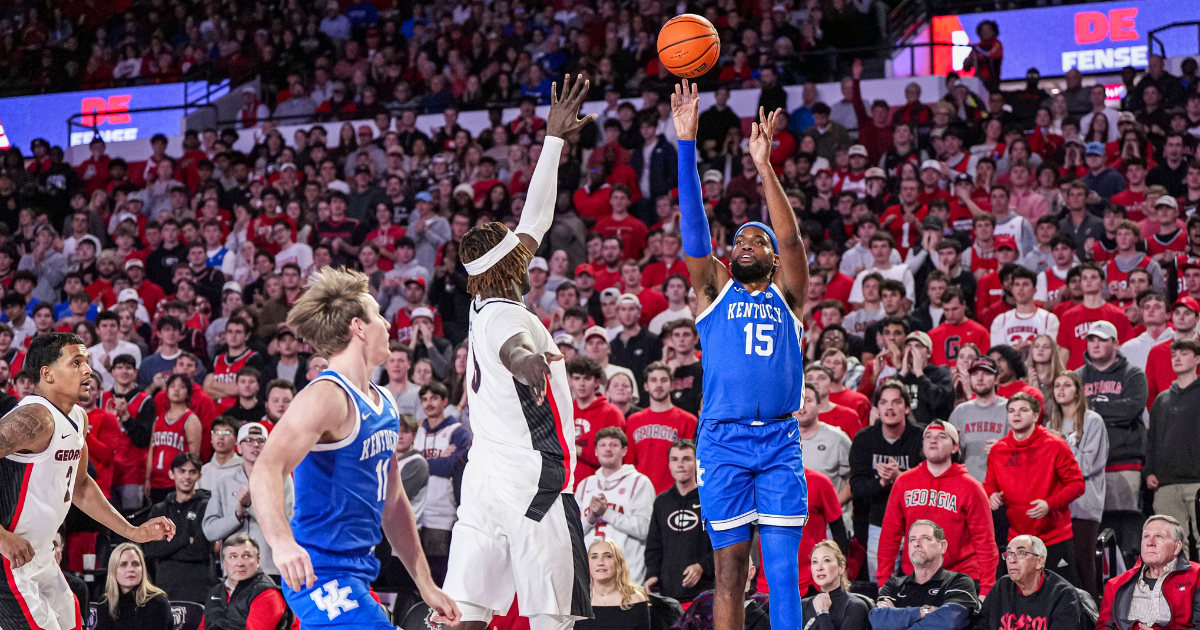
xmin=85 ymin=406 xmax=121 ymax=498
xmin=102 ymin=389 xmax=153 ymax=487
xmin=149 ymin=409 xmax=198 ymax=489
xmin=623 ymin=406 xmax=698 ymax=494
xmin=641 ymin=259 xmax=690 ymax=291
xmin=928 ymin=319 xmax=991 ymax=367
xmin=819 ymin=403 xmax=862 ymax=439
xmin=1055 ymin=302 xmax=1133 ymax=369
xmin=594 ymin=214 xmax=650 ymax=261
xmin=984 ymin=424 xmax=1085 ymax=546
xmin=876 ymin=461 xmax=997 ymax=595
xmin=572 ymin=394 xmax=626 ymax=486
xmin=827 ymin=388 xmax=872 ymax=431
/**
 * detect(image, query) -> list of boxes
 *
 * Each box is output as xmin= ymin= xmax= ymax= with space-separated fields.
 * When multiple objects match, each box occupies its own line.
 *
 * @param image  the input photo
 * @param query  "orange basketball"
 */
xmin=657 ymin=14 xmax=720 ymax=79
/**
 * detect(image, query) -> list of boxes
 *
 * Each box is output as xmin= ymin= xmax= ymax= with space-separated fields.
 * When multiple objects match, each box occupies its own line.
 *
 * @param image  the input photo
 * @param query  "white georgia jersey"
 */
xmin=990 ymin=308 xmax=1060 ymax=349
xmin=1 ymin=396 xmax=87 ymax=557
xmin=465 ymin=297 xmax=576 ymax=519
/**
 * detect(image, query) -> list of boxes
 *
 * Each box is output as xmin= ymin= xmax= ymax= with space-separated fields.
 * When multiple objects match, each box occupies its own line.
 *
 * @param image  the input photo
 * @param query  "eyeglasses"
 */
xmin=239 ymin=438 xmax=267 ymax=446
xmin=1002 ymin=550 xmax=1039 ymax=561
xmin=212 ymin=429 xmax=234 ymax=436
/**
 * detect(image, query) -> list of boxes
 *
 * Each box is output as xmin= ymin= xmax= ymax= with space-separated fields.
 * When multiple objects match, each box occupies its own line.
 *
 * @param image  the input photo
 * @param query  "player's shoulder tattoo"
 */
xmin=0 ymin=404 xmax=53 ymax=457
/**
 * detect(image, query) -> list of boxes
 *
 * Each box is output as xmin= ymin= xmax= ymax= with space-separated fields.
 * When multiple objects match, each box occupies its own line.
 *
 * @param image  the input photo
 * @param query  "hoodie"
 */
xmin=573 ymin=395 xmax=627 ymax=484
xmin=576 ymin=464 xmax=655 ymax=583
xmin=1146 ymin=377 xmax=1200 ymax=485
xmin=849 ymin=421 xmax=926 ymax=527
xmin=645 ymin=484 xmax=714 ymax=602
xmin=984 ymin=425 xmax=1085 ymax=545
xmin=892 ymin=364 xmax=954 ymax=426
xmin=143 ymin=489 xmax=216 ymax=602
xmin=1061 ymin=410 xmax=1109 ymax=523
xmin=876 ymin=462 xmax=997 ymax=595
xmin=1076 ymin=352 xmax=1149 ymax=467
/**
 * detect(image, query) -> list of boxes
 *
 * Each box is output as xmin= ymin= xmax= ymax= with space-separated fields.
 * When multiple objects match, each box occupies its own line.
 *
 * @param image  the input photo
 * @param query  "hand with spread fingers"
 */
xmin=749 ymin=106 xmax=780 ymax=168
xmin=545 ymin=74 xmax=598 ymax=138
xmin=671 ymin=79 xmax=699 ymax=141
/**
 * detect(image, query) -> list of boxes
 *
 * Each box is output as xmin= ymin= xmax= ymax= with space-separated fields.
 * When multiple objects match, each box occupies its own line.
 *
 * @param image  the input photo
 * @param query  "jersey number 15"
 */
xmin=743 ymin=323 xmax=774 ymax=357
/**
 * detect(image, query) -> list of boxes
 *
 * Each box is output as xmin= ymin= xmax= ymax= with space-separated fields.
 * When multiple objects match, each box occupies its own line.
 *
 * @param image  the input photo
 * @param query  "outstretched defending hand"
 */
xmin=748 ymin=106 xmax=780 ymax=168
xmin=672 ymin=79 xmax=699 ymax=141
xmin=545 ymin=74 xmax=597 ymax=139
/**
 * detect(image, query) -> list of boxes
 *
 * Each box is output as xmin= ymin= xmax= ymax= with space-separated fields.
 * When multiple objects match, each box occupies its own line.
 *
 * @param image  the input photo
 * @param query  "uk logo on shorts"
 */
xmin=311 ymin=580 xmax=358 ymax=620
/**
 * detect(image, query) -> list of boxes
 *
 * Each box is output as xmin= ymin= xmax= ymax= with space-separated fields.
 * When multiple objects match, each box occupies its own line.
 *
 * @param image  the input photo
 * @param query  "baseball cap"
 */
xmin=117 ymin=288 xmax=140 ymax=303
xmin=357 ymin=125 xmax=372 ymax=135
xmin=331 ymin=81 xmax=346 ymax=92
xmin=415 ymin=191 xmax=433 ymax=203
xmin=968 ymin=357 xmax=998 ymax=374
xmin=1086 ymin=321 xmax=1119 ymax=340
xmin=574 ymin=263 xmax=594 ymax=277
xmin=994 ymin=234 xmax=1018 ymax=251
xmin=124 ymin=258 xmax=144 ymax=269
xmin=410 ymin=306 xmax=435 ymax=322
xmin=528 ymin=257 xmax=549 ymax=272
xmin=922 ymin=215 xmax=945 ymax=231
xmin=387 ymin=146 xmax=404 ymax=156
xmin=921 ymin=159 xmax=942 ymax=172
xmin=848 ymin=144 xmax=868 ymax=158
xmin=237 ymin=422 xmax=269 ymax=443
xmin=904 ymin=331 xmax=932 ymax=352
xmin=454 ymin=182 xmax=475 ymax=197
xmin=553 ymin=332 xmax=575 ymax=346
xmin=924 ymin=419 xmax=960 ymax=445
xmin=404 ymin=277 xmax=426 ymax=289
xmin=1174 ymin=296 xmax=1200 ymax=314
xmin=222 ymin=281 xmax=243 ymax=294
xmin=126 ymin=190 xmax=145 ymax=203
xmin=618 ymin=293 xmax=642 ymax=308
xmin=1156 ymin=196 xmax=1179 ymax=210
xmin=355 ymin=165 xmax=372 ymax=175
xmin=274 ymin=324 xmax=295 ymax=340
xmin=584 ymin=325 xmax=609 ymax=342
xmin=702 ymin=169 xmax=724 ymax=184
xmin=600 ymin=287 xmax=622 ymax=300
xmin=864 ymin=167 xmax=886 ymax=180
xmin=1118 ymin=111 xmax=1137 ymax=123
xmin=1064 ymin=136 xmax=1085 ymax=147
xmin=279 ymin=162 xmax=297 ymax=171
xmin=815 ymin=168 xmax=834 ymax=178
xmin=1085 ymin=141 xmax=1105 ymax=156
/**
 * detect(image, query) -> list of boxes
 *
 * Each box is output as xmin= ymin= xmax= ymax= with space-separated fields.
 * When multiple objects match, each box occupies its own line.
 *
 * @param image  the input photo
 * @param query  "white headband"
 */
xmin=463 ymin=230 xmax=521 ymax=276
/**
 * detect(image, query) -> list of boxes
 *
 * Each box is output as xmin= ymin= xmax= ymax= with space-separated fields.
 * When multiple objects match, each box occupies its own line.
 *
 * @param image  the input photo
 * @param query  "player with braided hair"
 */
xmin=445 ymin=75 xmax=599 ymax=630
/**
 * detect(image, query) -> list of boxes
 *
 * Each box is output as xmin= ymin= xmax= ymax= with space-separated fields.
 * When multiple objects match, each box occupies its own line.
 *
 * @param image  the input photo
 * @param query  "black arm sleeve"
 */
xmin=124 ymin=397 xmax=157 ymax=450
xmin=829 ymin=516 xmax=850 ymax=557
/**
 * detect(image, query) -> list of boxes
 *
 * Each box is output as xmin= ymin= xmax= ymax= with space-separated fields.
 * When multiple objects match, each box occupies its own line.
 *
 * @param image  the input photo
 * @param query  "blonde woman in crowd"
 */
xmin=1046 ymin=371 xmax=1109 ymax=598
xmin=1024 ymin=334 xmax=1066 ymax=403
xmin=578 ymin=538 xmax=650 ymax=630
xmin=93 ymin=543 xmax=172 ymax=630
xmin=802 ymin=540 xmax=870 ymax=630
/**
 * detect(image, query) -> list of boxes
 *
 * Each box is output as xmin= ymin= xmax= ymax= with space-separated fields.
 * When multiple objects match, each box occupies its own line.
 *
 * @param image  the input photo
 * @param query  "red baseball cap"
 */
xmin=574 ymin=264 xmax=594 ymax=277
xmin=994 ymin=234 xmax=1018 ymax=251
xmin=404 ymin=277 xmax=426 ymax=288
xmin=1174 ymin=296 xmax=1200 ymax=314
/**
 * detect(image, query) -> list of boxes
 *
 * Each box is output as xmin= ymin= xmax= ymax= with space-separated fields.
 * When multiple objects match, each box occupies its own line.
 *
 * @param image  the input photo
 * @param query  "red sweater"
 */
xmin=1096 ymin=556 xmax=1200 ymax=630
xmin=623 ymin=406 xmax=698 ymax=493
xmin=827 ymin=388 xmax=872 ymax=430
xmin=983 ymin=425 xmax=1085 ymax=545
xmin=85 ymin=408 xmax=121 ymax=498
xmin=572 ymin=395 xmax=626 ymax=486
xmin=819 ymin=403 xmax=863 ymax=439
xmin=642 ymin=259 xmax=690 ymax=291
xmin=1055 ymin=302 xmax=1133 ymax=369
xmin=573 ymin=185 xmax=613 ymax=220
xmin=876 ymin=461 xmax=997 ymax=594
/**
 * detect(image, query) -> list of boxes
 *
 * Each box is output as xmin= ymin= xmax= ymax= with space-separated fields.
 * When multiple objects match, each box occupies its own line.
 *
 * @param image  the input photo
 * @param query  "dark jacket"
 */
xmin=94 ymin=592 xmax=173 ymax=630
xmin=262 ymin=353 xmax=312 ymax=391
xmin=143 ymin=489 xmax=216 ymax=603
xmin=802 ymin=587 xmax=871 ymax=630
xmin=871 ymin=567 xmax=981 ymax=630
xmin=645 ymin=485 xmax=713 ymax=602
xmin=1147 ymin=377 xmax=1200 ymax=485
xmin=976 ymin=571 xmax=1090 ymax=630
xmin=697 ymin=105 xmax=742 ymax=147
xmin=849 ymin=421 xmax=926 ymax=527
xmin=202 ymin=570 xmax=288 ymax=630
xmin=1076 ymin=352 xmax=1149 ymax=466
xmin=1097 ymin=553 xmax=1200 ymax=630
xmin=893 ymin=364 xmax=954 ymax=426
xmin=610 ymin=327 xmax=663 ymax=396
xmin=629 ymin=136 xmax=678 ymax=202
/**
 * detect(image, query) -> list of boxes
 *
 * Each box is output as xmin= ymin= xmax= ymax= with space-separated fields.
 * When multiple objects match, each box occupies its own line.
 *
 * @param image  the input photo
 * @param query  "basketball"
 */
xmin=657 ymin=14 xmax=720 ymax=79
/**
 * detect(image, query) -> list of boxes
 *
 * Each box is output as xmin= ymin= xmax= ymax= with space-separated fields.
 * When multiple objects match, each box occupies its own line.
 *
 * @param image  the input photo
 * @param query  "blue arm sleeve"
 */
xmin=869 ymin=606 xmax=923 ymax=630
xmin=677 ymin=140 xmax=713 ymax=258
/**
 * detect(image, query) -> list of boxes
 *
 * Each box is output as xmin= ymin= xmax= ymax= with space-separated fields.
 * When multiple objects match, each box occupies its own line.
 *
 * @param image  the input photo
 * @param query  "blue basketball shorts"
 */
xmin=695 ymin=416 xmax=809 ymax=549
xmin=284 ymin=550 xmax=394 ymax=629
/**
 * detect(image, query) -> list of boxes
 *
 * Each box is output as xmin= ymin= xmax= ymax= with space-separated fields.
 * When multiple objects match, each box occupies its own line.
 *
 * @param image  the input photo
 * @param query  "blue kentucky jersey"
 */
xmin=291 ymin=370 xmax=400 ymax=570
xmin=694 ymin=279 xmax=805 ymax=422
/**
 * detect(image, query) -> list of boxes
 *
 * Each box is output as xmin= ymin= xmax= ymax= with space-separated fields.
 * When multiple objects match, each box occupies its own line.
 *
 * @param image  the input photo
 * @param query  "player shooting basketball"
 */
xmin=673 ymin=80 xmax=811 ymax=630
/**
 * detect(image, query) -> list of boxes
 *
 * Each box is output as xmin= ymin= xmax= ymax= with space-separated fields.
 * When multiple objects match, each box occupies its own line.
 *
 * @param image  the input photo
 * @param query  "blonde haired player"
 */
xmin=444 ymin=75 xmax=597 ymax=630
xmin=249 ymin=267 xmax=459 ymax=629
xmin=0 ymin=333 xmax=175 ymax=630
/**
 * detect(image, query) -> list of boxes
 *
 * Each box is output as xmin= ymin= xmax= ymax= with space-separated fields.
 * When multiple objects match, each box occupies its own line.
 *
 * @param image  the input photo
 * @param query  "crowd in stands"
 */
xmin=3 ymin=1 xmax=1200 ymax=622
xmin=0 ymin=0 xmax=889 ymax=98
